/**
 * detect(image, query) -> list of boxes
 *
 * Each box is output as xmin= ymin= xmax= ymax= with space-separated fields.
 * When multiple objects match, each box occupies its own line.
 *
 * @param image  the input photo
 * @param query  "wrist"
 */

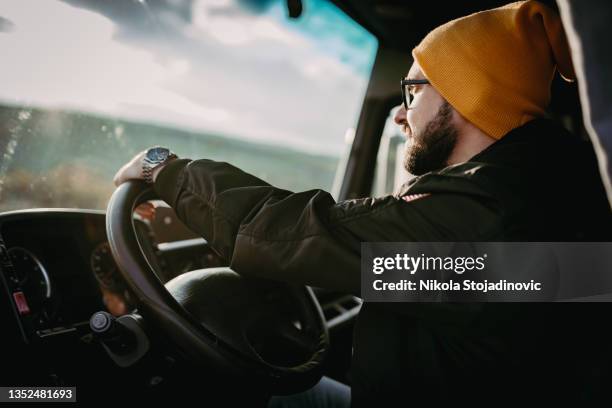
xmin=142 ymin=146 xmax=177 ymax=184
xmin=151 ymin=157 xmax=177 ymax=183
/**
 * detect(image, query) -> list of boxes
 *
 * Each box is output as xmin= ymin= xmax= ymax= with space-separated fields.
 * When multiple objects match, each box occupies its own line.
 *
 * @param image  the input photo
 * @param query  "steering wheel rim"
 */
xmin=105 ymin=180 xmax=330 ymax=394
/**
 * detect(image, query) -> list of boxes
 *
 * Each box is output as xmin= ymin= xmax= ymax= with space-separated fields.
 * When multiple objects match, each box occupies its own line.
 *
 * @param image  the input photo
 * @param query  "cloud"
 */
xmin=188 ymin=0 xmax=309 ymax=47
xmin=0 ymin=16 xmax=15 ymax=32
xmin=0 ymin=0 xmax=377 ymax=154
xmin=0 ymin=0 xmax=230 ymax=125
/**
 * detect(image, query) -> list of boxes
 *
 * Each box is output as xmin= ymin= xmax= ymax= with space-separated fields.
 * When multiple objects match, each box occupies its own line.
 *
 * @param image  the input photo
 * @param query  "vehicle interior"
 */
xmin=0 ymin=0 xmax=600 ymax=405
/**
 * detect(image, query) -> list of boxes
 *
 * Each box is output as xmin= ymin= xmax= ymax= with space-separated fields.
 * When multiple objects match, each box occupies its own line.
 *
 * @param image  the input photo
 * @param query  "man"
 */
xmin=114 ymin=1 xmax=611 ymax=405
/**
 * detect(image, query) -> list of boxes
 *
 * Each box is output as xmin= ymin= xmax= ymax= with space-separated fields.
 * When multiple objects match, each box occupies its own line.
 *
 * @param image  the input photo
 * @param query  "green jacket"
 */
xmin=155 ymin=119 xmax=611 ymax=404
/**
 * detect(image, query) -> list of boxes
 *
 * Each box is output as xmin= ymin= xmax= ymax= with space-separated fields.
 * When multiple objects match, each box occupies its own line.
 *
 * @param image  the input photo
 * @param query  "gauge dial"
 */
xmin=90 ymin=242 xmax=118 ymax=290
xmin=7 ymin=247 xmax=53 ymax=322
xmin=91 ymin=242 xmax=134 ymax=316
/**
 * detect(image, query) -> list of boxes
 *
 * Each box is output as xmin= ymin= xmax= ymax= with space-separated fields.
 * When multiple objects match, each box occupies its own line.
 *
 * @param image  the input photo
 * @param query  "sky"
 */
xmin=0 ymin=0 xmax=377 ymax=155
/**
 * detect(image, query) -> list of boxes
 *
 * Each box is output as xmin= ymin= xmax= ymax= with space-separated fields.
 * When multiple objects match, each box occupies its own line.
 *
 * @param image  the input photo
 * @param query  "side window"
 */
xmin=371 ymin=108 xmax=414 ymax=196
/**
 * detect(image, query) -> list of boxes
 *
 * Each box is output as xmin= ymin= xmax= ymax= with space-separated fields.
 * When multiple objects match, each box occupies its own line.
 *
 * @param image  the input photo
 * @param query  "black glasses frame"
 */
xmin=401 ymin=79 xmax=430 ymax=109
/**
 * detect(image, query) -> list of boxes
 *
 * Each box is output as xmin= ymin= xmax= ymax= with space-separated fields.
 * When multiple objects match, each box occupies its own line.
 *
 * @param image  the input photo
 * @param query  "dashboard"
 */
xmin=0 ymin=207 xmax=222 ymax=343
xmin=0 ymin=207 xmax=362 ymax=394
xmin=0 ymin=208 xmax=362 ymax=349
xmin=0 ymin=210 xmax=116 ymax=341
xmin=0 ymin=207 xmax=239 ymax=391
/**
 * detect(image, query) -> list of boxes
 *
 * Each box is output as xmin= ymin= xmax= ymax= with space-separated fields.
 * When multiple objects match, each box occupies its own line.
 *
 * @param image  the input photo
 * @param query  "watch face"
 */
xmin=146 ymin=147 xmax=169 ymax=163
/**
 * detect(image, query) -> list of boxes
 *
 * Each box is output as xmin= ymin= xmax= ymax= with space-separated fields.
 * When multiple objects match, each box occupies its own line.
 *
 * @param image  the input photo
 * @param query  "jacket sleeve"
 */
xmin=154 ymin=158 xmax=502 ymax=325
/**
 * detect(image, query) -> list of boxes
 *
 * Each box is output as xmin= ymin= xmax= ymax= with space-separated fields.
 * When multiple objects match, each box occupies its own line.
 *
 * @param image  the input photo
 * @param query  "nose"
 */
xmin=393 ymin=104 xmax=407 ymax=125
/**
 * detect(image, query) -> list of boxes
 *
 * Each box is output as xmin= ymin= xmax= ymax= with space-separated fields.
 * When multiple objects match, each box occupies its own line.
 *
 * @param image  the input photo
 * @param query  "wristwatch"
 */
xmin=142 ymin=146 xmax=177 ymax=184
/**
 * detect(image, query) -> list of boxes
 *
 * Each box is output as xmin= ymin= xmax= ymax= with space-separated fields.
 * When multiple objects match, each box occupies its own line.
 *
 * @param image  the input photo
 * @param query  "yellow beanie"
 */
xmin=412 ymin=0 xmax=575 ymax=139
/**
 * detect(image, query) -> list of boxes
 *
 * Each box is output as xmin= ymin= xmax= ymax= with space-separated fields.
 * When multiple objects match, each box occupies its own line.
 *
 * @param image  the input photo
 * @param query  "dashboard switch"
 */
xmin=89 ymin=311 xmax=136 ymax=356
xmin=90 ymin=311 xmax=112 ymax=332
xmin=13 ymin=291 xmax=31 ymax=315
xmin=89 ymin=312 xmax=149 ymax=367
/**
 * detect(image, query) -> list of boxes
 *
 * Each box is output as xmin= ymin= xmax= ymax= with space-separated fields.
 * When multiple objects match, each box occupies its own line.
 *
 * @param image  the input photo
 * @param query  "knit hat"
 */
xmin=412 ymin=0 xmax=575 ymax=139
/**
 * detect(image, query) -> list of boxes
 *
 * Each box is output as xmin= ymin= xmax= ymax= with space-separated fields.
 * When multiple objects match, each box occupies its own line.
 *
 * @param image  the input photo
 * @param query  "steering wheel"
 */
xmin=105 ymin=180 xmax=330 ymax=394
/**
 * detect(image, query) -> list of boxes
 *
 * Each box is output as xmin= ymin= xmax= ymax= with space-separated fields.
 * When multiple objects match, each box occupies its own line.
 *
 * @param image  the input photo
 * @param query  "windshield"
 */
xmin=0 ymin=0 xmax=377 ymax=212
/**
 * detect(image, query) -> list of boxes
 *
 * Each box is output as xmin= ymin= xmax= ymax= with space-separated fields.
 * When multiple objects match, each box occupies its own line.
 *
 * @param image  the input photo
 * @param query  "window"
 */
xmin=371 ymin=107 xmax=413 ymax=196
xmin=0 ymin=0 xmax=377 ymax=211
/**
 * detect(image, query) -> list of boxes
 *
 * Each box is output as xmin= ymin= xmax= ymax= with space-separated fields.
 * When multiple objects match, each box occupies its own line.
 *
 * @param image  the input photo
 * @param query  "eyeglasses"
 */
xmin=401 ymin=78 xmax=430 ymax=109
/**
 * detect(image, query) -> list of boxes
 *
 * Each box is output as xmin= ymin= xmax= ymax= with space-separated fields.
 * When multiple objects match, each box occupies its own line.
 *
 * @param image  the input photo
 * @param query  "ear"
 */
xmin=448 ymin=102 xmax=487 ymax=140
xmin=447 ymin=101 xmax=465 ymax=128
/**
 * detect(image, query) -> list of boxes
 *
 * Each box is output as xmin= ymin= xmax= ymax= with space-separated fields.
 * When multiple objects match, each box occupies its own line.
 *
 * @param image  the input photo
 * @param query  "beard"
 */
xmin=403 ymin=101 xmax=458 ymax=176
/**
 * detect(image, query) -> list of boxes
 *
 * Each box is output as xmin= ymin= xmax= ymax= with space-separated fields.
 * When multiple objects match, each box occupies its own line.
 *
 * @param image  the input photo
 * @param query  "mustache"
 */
xmin=401 ymin=123 xmax=411 ymax=136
